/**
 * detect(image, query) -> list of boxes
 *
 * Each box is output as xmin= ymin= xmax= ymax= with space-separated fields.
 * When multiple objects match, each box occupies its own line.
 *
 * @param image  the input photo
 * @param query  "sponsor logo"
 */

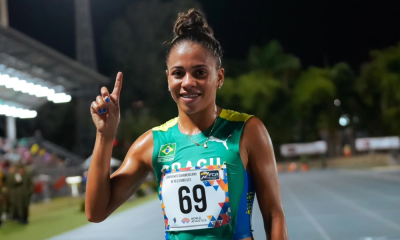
xmin=209 ymin=135 xmax=231 ymax=150
xmin=191 ymin=216 xmax=207 ymax=223
xmin=200 ymin=170 xmax=220 ymax=181
xmin=181 ymin=218 xmax=190 ymax=224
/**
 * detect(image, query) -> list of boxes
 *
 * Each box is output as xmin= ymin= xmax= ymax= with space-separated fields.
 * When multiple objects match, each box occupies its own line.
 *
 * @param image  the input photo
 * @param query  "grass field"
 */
xmin=0 ymin=193 xmax=158 ymax=240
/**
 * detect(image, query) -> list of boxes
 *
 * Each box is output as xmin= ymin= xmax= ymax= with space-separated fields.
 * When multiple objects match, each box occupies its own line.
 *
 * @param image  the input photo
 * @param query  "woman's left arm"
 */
xmin=241 ymin=117 xmax=289 ymax=240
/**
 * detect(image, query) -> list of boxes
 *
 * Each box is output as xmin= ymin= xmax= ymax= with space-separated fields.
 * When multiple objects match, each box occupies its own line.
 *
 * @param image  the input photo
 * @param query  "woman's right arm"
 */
xmin=86 ymin=131 xmax=153 ymax=222
xmin=85 ymin=72 xmax=153 ymax=222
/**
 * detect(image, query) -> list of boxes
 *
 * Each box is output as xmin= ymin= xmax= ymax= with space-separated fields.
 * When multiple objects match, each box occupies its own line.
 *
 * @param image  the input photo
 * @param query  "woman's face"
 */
xmin=166 ymin=41 xmax=224 ymax=114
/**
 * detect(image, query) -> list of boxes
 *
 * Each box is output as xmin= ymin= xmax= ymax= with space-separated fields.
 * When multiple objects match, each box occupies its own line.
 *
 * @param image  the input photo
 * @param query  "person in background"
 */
xmin=5 ymin=165 xmax=16 ymax=221
xmin=14 ymin=164 xmax=33 ymax=224
xmin=0 ymin=168 xmax=3 ymax=227
xmin=82 ymin=171 xmax=88 ymax=193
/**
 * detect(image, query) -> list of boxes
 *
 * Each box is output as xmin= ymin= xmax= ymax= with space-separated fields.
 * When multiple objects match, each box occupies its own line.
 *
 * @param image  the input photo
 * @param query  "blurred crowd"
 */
xmin=0 ymin=136 xmax=83 ymax=227
xmin=0 ymin=137 xmax=37 ymax=227
xmin=0 ymin=162 xmax=33 ymax=226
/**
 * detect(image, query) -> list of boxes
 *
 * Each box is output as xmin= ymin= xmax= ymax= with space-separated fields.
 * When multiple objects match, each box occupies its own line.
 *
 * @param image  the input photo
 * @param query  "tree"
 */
xmin=248 ymin=40 xmax=301 ymax=92
xmin=293 ymin=66 xmax=337 ymax=142
xmin=357 ymin=43 xmax=400 ymax=136
xmin=101 ymin=0 xmax=202 ymax=119
xmin=219 ymin=40 xmax=301 ymax=148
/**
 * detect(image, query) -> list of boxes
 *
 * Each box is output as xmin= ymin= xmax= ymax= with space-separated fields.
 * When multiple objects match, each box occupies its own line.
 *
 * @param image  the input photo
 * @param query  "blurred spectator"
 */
xmin=5 ymin=165 xmax=16 ymax=220
xmin=0 ymin=167 xmax=3 ymax=227
xmin=0 ymin=138 xmax=6 ymax=156
xmin=82 ymin=171 xmax=88 ymax=193
xmin=14 ymin=164 xmax=34 ymax=224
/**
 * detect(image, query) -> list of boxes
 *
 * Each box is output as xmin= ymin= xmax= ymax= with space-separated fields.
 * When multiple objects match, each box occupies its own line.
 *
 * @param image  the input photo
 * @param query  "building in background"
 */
xmin=0 ymin=0 xmax=108 ymax=157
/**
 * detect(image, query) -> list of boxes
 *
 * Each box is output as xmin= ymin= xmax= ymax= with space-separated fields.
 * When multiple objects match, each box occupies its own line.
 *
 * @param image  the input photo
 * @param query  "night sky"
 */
xmin=8 ymin=0 xmax=400 ymax=73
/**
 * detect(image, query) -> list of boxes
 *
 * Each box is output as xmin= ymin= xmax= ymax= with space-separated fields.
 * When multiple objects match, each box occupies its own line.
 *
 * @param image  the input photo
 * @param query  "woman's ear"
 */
xmin=217 ymin=68 xmax=225 ymax=89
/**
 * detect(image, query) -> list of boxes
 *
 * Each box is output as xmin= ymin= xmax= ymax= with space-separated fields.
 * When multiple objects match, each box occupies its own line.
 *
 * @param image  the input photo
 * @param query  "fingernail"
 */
xmin=106 ymin=97 xmax=110 ymax=103
xmin=103 ymin=108 xmax=107 ymax=113
xmin=98 ymin=109 xmax=102 ymax=114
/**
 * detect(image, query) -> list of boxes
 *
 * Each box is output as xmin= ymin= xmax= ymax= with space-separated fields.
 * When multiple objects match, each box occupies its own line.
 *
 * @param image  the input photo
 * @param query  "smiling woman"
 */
xmin=86 ymin=9 xmax=288 ymax=240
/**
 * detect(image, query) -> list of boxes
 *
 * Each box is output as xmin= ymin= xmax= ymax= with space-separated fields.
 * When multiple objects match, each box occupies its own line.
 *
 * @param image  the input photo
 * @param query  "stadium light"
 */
xmin=339 ymin=115 xmax=350 ymax=127
xmin=20 ymin=82 xmax=34 ymax=93
xmin=0 ymin=74 xmax=9 ymax=85
xmin=0 ymin=103 xmax=37 ymax=119
xmin=0 ymin=70 xmax=72 ymax=104
xmin=4 ymin=77 xmax=18 ymax=89
xmin=12 ymin=79 xmax=27 ymax=91
xmin=48 ymin=93 xmax=72 ymax=103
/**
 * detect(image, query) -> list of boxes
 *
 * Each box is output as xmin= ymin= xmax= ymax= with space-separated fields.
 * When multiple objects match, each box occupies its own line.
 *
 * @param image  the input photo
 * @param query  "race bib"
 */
xmin=159 ymin=165 xmax=231 ymax=231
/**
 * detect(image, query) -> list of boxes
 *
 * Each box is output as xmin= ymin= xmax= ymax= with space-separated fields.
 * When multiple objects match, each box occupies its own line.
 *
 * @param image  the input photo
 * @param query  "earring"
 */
xmin=168 ymin=85 xmax=170 ymax=91
xmin=218 ymin=85 xmax=222 ymax=89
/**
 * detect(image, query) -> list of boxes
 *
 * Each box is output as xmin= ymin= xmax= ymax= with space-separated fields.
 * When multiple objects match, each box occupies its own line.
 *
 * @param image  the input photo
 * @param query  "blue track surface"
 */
xmin=48 ymin=168 xmax=400 ymax=240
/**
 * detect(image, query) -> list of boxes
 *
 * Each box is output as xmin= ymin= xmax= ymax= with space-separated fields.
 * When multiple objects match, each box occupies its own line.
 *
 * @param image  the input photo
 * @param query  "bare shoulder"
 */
xmin=118 ymin=130 xmax=154 ymax=172
xmin=242 ymin=117 xmax=273 ymax=153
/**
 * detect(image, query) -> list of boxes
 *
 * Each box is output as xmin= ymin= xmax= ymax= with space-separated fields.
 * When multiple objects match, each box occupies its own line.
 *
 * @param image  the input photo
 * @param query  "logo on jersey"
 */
xmin=209 ymin=135 xmax=231 ymax=150
xmin=158 ymin=143 xmax=176 ymax=162
xmin=200 ymin=170 xmax=219 ymax=181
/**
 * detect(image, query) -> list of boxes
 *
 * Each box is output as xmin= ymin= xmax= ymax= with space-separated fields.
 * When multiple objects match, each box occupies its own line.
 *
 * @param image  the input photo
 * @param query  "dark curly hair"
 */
xmin=166 ymin=9 xmax=223 ymax=68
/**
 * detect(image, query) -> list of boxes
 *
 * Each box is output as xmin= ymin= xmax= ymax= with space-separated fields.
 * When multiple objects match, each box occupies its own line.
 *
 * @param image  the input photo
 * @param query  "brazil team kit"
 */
xmin=152 ymin=109 xmax=256 ymax=240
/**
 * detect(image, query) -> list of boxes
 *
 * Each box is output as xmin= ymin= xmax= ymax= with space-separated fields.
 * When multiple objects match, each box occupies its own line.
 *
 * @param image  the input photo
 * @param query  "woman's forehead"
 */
xmin=168 ymin=42 xmax=215 ymax=67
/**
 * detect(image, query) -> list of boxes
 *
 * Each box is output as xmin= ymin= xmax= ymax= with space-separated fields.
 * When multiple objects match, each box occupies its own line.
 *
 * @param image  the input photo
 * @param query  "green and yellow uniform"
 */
xmin=152 ymin=109 xmax=256 ymax=240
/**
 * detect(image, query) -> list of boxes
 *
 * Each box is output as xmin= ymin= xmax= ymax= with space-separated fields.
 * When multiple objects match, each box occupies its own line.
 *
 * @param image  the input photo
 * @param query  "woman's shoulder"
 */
xmin=220 ymin=109 xmax=253 ymax=122
xmin=242 ymin=116 xmax=272 ymax=149
xmin=152 ymin=117 xmax=178 ymax=132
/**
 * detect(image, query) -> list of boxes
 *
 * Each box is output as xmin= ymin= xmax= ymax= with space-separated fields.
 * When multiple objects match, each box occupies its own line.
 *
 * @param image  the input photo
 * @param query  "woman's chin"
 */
xmin=178 ymin=102 xmax=202 ymax=115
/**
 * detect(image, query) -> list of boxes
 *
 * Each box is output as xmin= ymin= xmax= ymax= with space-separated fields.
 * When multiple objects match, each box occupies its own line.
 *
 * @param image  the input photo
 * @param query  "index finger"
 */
xmin=111 ymin=72 xmax=123 ymax=101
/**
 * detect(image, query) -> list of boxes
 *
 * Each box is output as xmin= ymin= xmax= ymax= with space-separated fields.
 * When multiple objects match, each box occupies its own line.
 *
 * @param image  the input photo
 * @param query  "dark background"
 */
xmin=3 ymin=0 xmax=400 ymax=159
xmin=8 ymin=0 xmax=400 ymax=71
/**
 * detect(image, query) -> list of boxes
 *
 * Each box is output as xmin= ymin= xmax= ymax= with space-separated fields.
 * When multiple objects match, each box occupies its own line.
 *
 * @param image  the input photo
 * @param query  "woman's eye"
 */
xmin=196 ymin=70 xmax=207 ymax=75
xmin=172 ymin=71 xmax=183 ymax=77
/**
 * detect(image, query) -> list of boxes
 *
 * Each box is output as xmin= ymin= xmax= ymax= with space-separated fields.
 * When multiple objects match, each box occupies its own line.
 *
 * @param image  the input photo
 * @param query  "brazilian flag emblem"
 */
xmin=159 ymin=143 xmax=176 ymax=157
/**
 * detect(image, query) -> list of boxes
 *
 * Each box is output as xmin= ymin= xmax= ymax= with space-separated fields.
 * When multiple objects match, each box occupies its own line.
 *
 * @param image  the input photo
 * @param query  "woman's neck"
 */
xmin=178 ymin=105 xmax=221 ymax=135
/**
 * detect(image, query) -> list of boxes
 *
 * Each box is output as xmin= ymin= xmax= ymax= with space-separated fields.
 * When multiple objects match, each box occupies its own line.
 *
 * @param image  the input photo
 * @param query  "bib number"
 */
xmin=159 ymin=165 xmax=231 ymax=231
xmin=179 ymin=185 xmax=207 ymax=213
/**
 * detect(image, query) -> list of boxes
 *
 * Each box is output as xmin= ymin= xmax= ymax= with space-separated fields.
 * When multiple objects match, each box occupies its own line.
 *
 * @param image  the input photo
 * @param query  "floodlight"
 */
xmin=339 ymin=116 xmax=350 ymax=127
xmin=48 ymin=93 xmax=72 ymax=103
xmin=0 ymin=103 xmax=37 ymax=119
xmin=0 ymin=74 xmax=9 ymax=85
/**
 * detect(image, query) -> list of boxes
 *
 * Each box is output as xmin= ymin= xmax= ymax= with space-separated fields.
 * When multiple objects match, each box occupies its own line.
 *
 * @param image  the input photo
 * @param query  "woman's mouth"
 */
xmin=180 ymin=93 xmax=201 ymax=103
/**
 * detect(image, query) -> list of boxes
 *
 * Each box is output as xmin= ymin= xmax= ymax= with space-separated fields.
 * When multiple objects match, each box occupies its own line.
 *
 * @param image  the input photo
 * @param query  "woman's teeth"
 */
xmin=182 ymin=94 xmax=200 ymax=98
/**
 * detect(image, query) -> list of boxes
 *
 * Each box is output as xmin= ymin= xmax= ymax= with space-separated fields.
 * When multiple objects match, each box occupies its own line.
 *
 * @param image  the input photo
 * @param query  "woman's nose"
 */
xmin=181 ymin=74 xmax=196 ymax=88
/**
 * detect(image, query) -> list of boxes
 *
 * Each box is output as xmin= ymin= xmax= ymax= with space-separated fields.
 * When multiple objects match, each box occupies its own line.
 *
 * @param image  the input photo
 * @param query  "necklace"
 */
xmin=178 ymin=115 xmax=218 ymax=148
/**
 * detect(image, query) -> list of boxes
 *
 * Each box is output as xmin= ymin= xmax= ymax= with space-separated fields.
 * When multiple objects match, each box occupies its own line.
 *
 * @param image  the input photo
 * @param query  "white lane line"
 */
xmin=302 ymin=177 xmax=400 ymax=233
xmin=339 ymin=170 xmax=400 ymax=183
xmin=284 ymin=185 xmax=333 ymax=240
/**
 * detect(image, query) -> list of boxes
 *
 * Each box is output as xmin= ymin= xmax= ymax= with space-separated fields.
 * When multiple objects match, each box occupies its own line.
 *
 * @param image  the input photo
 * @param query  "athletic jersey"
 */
xmin=152 ymin=109 xmax=255 ymax=240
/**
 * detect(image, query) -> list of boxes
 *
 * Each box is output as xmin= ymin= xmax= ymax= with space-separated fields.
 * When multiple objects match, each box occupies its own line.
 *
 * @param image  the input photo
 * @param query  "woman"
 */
xmin=86 ymin=9 xmax=288 ymax=240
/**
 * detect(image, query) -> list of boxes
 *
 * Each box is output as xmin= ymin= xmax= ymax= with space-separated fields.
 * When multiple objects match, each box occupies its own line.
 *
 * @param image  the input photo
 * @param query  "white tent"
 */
xmin=81 ymin=155 xmax=122 ymax=169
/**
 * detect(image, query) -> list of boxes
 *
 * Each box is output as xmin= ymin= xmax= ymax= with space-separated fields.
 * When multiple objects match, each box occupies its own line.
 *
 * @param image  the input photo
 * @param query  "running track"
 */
xmin=48 ymin=168 xmax=400 ymax=240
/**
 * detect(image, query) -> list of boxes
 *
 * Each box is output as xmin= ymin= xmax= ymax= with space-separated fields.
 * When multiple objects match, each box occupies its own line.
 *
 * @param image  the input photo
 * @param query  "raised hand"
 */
xmin=90 ymin=72 xmax=123 ymax=139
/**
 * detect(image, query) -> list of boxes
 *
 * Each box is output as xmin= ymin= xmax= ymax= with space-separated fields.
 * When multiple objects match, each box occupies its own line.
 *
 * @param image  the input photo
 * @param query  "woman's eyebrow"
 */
xmin=170 ymin=64 xmax=210 ymax=71
xmin=191 ymin=64 xmax=209 ymax=69
xmin=170 ymin=66 xmax=183 ymax=71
